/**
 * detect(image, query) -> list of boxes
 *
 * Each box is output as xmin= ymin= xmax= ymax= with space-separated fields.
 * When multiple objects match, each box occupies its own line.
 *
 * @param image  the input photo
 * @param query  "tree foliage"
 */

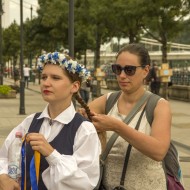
xmin=3 ymin=21 xmax=20 ymax=67
xmin=140 ymin=0 xmax=190 ymax=62
xmin=2 ymin=0 xmax=190 ymax=69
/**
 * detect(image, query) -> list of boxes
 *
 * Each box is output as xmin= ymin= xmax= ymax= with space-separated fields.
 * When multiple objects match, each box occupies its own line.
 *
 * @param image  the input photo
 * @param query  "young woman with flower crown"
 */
xmin=0 ymin=52 xmax=101 ymax=190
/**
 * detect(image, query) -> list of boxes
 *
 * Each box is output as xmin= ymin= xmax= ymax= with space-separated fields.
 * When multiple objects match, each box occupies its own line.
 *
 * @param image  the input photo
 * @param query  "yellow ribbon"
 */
xmin=34 ymin=150 xmax=41 ymax=182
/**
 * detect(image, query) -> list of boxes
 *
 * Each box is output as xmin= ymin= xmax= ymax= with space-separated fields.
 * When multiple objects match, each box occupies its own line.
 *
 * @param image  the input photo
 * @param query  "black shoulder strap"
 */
xmin=145 ymin=93 xmax=161 ymax=126
xmin=105 ymin=91 xmax=121 ymax=114
xmin=120 ymin=107 xmax=146 ymax=186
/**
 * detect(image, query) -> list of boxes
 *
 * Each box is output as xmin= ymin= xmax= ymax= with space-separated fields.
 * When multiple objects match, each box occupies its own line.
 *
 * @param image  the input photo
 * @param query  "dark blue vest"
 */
xmin=25 ymin=112 xmax=87 ymax=190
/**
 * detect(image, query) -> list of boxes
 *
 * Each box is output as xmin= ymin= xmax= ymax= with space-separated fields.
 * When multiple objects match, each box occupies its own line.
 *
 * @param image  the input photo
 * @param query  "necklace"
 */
xmin=49 ymin=119 xmax=53 ymax=126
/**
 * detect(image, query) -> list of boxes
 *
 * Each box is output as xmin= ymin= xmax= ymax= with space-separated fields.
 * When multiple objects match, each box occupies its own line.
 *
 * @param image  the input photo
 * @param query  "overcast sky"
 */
xmin=9 ymin=0 xmax=38 ymax=24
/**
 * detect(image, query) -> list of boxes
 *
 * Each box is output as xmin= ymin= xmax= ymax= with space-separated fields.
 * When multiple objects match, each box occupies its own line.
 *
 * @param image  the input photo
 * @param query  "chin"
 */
xmin=42 ymin=95 xmax=52 ymax=102
xmin=120 ymin=85 xmax=130 ymax=91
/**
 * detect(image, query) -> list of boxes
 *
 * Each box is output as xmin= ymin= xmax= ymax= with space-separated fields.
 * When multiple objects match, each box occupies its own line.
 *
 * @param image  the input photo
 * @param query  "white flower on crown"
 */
xmin=38 ymin=52 xmax=91 ymax=82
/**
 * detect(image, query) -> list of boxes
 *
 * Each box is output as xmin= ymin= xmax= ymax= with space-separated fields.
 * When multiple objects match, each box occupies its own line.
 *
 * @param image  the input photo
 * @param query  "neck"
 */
xmin=48 ymin=101 xmax=71 ymax=119
xmin=121 ymin=87 xmax=146 ymax=104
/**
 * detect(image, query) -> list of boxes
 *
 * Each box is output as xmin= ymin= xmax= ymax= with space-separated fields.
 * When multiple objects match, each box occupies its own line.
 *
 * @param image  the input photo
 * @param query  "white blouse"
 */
xmin=0 ymin=103 xmax=101 ymax=190
xmin=103 ymin=93 xmax=167 ymax=190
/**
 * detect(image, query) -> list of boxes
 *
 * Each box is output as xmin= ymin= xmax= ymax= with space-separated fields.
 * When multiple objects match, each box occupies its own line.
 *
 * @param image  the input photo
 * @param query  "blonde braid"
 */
xmin=75 ymin=93 xmax=91 ymax=121
xmin=75 ymin=93 xmax=106 ymax=152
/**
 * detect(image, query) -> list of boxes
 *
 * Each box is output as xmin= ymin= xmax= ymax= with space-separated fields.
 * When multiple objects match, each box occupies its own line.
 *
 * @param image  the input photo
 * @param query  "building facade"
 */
xmin=2 ymin=0 xmax=10 ymax=28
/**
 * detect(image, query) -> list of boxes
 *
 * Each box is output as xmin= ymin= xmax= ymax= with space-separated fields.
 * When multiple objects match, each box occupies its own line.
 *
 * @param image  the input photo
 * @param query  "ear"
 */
xmin=71 ymin=81 xmax=80 ymax=94
xmin=143 ymin=65 xmax=150 ymax=78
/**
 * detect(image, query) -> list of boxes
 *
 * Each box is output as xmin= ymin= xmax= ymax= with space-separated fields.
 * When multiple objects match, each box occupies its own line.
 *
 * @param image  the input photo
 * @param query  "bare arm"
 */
xmin=91 ymin=99 xmax=171 ymax=161
xmin=88 ymin=94 xmax=107 ymax=114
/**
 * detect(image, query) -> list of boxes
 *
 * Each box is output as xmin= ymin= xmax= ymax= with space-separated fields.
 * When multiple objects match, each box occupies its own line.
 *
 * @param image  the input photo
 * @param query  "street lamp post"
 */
xmin=30 ymin=5 xmax=33 ymax=20
xmin=0 ymin=0 xmax=4 ymax=85
xmin=68 ymin=0 xmax=76 ymax=107
xmin=29 ymin=5 xmax=33 ymax=77
xmin=19 ymin=0 xmax=25 ymax=115
xmin=68 ymin=0 xmax=74 ymax=58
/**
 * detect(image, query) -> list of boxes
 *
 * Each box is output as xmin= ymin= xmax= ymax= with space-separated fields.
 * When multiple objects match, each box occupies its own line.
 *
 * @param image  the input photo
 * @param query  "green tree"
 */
xmin=3 ymin=21 xmax=20 ymax=70
xmin=141 ymin=0 xmax=190 ymax=62
xmin=30 ymin=0 xmax=68 ymax=53
xmin=109 ymin=0 xmax=144 ymax=45
xmin=87 ymin=0 xmax=110 ymax=68
xmin=75 ymin=0 xmax=96 ymax=66
xmin=174 ymin=19 xmax=190 ymax=44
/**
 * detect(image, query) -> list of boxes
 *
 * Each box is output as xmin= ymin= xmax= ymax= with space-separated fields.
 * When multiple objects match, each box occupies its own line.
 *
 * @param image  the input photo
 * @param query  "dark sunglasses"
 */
xmin=111 ymin=64 xmax=144 ymax=76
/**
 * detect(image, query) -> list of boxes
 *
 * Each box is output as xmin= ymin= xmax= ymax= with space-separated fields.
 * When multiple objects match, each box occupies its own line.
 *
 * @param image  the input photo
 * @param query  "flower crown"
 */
xmin=38 ymin=52 xmax=91 ymax=82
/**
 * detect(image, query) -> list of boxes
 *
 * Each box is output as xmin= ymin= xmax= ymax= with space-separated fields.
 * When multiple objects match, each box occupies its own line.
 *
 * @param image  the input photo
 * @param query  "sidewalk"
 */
xmin=1 ymin=78 xmax=190 ymax=189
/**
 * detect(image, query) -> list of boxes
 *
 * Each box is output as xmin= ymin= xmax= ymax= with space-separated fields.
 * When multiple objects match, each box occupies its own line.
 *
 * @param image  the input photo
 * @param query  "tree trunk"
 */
xmin=94 ymin=25 xmax=101 ymax=69
xmin=161 ymin=34 xmax=168 ymax=63
xmin=129 ymin=29 xmax=136 ymax=44
xmin=84 ymin=49 xmax=87 ymax=67
xmin=161 ymin=34 xmax=168 ymax=100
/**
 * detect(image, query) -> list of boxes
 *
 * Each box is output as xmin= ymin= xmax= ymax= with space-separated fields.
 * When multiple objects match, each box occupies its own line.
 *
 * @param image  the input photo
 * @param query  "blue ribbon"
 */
xmin=21 ymin=140 xmax=26 ymax=190
xmin=30 ymin=156 xmax=38 ymax=190
xmin=21 ymin=134 xmax=39 ymax=190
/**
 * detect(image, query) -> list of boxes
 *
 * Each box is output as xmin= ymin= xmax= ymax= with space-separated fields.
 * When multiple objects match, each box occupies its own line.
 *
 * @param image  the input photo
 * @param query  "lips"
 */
xmin=43 ymin=90 xmax=51 ymax=94
xmin=119 ymin=81 xmax=130 ymax=86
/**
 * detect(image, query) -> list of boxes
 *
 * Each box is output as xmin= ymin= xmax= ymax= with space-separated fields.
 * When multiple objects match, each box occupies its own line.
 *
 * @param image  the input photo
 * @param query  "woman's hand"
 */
xmin=77 ymin=108 xmax=96 ymax=119
xmin=0 ymin=174 xmax=20 ymax=190
xmin=91 ymin=114 xmax=121 ymax=132
xmin=26 ymin=133 xmax=54 ymax=157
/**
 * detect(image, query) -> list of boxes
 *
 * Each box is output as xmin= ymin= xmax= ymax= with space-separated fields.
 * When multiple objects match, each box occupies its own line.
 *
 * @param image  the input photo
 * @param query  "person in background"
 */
xmin=0 ymin=52 xmax=101 ymax=190
xmin=31 ymin=68 xmax=37 ymax=85
xmin=13 ymin=66 xmax=20 ymax=86
xmin=149 ymin=62 xmax=161 ymax=95
xmin=79 ymin=78 xmax=91 ymax=103
xmin=79 ymin=43 xmax=171 ymax=189
xmin=23 ymin=64 xmax=31 ymax=88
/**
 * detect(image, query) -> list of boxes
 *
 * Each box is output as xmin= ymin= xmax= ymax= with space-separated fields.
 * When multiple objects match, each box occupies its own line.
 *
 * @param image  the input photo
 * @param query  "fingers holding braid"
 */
xmin=75 ymin=93 xmax=106 ymax=152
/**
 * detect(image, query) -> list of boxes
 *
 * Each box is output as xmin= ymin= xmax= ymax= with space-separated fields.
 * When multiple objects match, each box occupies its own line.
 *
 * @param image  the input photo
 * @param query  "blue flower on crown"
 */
xmin=52 ymin=52 xmax=59 ymax=61
xmin=38 ymin=52 xmax=91 ymax=82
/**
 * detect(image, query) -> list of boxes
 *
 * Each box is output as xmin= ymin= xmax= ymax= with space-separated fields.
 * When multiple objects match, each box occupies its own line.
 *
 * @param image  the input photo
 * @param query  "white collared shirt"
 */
xmin=0 ymin=103 xmax=101 ymax=190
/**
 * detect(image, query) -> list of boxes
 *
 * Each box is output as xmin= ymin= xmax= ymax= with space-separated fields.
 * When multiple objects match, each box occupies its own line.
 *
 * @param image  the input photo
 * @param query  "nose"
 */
xmin=41 ymin=77 xmax=51 ymax=86
xmin=119 ymin=70 xmax=127 ymax=77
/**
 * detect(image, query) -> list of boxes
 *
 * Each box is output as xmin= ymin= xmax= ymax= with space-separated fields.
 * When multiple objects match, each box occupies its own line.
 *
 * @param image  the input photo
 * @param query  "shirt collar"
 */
xmin=38 ymin=102 xmax=76 ymax=124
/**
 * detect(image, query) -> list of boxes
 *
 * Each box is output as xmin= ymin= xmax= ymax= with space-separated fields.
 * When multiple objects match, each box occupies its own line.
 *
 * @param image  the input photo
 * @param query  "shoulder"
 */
xmin=9 ymin=113 xmax=37 ymax=137
xmin=78 ymin=120 xmax=98 ymax=138
xmin=89 ymin=94 xmax=108 ymax=114
xmin=21 ymin=113 xmax=38 ymax=126
xmin=148 ymin=94 xmax=170 ymax=111
xmin=75 ymin=112 xmax=89 ymax=122
xmin=157 ymin=98 xmax=171 ymax=110
xmin=154 ymin=98 xmax=171 ymax=120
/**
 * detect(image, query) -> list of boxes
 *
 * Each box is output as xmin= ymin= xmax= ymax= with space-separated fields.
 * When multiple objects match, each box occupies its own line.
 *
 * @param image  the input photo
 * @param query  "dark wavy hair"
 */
xmin=116 ymin=43 xmax=151 ymax=66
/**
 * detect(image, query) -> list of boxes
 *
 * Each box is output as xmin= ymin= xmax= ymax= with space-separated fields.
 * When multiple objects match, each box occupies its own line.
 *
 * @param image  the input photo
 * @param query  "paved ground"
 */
xmin=0 ymin=78 xmax=190 ymax=189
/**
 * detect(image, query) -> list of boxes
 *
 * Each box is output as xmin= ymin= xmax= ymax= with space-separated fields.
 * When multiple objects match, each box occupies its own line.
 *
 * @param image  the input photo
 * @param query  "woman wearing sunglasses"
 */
xmin=79 ymin=43 xmax=171 ymax=189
